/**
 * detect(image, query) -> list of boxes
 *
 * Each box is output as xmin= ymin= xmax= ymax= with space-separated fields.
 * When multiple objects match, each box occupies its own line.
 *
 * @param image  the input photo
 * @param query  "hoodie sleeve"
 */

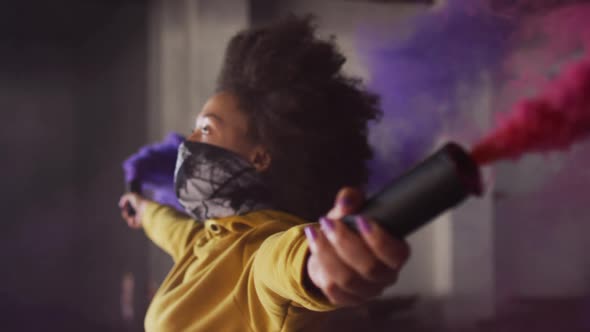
xmin=142 ymin=201 xmax=203 ymax=262
xmin=252 ymin=224 xmax=340 ymax=312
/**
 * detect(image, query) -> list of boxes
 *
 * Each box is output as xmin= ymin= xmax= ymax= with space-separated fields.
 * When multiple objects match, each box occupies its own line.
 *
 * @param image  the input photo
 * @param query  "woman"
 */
xmin=119 ymin=15 xmax=410 ymax=332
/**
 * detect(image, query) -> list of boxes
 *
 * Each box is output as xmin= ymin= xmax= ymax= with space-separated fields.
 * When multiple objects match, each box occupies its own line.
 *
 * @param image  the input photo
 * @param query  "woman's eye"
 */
xmin=201 ymin=125 xmax=211 ymax=135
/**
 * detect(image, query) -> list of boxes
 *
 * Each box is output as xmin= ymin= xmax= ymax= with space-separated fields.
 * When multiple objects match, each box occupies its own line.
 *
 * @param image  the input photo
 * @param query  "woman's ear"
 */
xmin=250 ymin=147 xmax=271 ymax=172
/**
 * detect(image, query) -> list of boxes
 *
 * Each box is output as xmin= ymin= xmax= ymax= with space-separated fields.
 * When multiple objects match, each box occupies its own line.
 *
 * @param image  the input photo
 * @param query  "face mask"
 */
xmin=174 ymin=141 xmax=272 ymax=220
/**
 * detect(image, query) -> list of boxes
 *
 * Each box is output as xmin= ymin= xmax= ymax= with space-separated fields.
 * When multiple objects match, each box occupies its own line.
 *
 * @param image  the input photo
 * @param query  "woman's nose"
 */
xmin=187 ymin=130 xmax=201 ymax=142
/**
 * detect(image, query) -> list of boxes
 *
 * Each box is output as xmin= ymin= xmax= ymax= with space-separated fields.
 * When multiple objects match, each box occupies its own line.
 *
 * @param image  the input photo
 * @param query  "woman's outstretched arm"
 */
xmin=119 ymin=193 xmax=202 ymax=262
xmin=252 ymin=187 xmax=410 ymax=311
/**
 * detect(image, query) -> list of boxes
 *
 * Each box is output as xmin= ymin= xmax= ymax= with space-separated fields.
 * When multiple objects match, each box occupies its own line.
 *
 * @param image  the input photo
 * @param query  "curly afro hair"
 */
xmin=217 ymin=15 xmax=382 ymax=221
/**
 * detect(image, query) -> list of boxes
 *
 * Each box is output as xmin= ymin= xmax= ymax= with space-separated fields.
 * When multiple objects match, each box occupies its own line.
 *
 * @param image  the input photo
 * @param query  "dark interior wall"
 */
xmin=250 ymin=0 xmax=281 ymax=24
xmin=0 ymin=41 xmax=79 ymax=317
xmin=73 ymin=2 xmax=149 ymax=329
xmin=1 ymin=1 xmax=149 ymax=330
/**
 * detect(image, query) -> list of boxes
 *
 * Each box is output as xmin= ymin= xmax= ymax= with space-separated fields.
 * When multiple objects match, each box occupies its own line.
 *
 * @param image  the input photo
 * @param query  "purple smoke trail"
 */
xmin=358 ymin=0 xmax=515 ymax=190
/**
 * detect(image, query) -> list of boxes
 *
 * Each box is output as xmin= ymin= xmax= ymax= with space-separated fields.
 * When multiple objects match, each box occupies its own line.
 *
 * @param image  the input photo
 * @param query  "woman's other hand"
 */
xmin=118 ymin=193 xmax=149 ymax=229
xmin=304 ymin=187 xmax=411 ymax=306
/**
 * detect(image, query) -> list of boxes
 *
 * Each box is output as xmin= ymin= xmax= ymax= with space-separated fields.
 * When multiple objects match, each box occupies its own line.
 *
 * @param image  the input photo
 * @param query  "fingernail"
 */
xmin=304 ymin=226 xmax=317 ymax=243
xmin=319 ymin=217 xmax=334 ymax=233
xmin=356 ymin=216 xmax=372 ymax=234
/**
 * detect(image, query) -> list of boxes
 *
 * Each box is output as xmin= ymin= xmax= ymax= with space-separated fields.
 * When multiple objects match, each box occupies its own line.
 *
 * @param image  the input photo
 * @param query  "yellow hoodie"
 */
xmin=141 ymin=201 xmax=340 ymax=331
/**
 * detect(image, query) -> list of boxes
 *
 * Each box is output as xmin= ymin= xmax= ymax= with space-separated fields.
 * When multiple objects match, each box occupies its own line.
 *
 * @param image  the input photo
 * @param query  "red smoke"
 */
xmin=472 ymin=56 xmax=590 ymax=165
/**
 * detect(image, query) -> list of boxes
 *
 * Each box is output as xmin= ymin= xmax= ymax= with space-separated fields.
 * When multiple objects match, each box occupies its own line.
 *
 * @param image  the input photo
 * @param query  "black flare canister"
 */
xmin=343 ymin=142 xmax=483 ymax=238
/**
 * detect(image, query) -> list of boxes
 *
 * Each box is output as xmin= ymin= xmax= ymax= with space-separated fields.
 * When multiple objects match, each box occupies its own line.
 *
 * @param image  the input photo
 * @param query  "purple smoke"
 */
xmin=358 ymin=0 xmax=515 ymax=190
xmin=122 ymin=132 xmax=184 ymax=211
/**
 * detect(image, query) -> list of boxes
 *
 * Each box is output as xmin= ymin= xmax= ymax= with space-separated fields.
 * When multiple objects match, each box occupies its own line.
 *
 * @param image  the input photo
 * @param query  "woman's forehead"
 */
xmin=199 ymin=92 xmax=248 ymax=129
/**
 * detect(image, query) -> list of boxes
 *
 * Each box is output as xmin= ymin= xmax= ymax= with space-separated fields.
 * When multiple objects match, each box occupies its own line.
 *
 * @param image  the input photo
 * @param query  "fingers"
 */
xmin=119 ymin=193 xmax=133 ymax=210
xmin=355 ymin=216 xmax=411 ymax=271
xmin=304 ymin=186 xmax=412 ymax=306
xmin=307 ymin=253 xmax=362 ymax=306
xmin=305 ymin=219 xmax=410 ymax=306
xmin=118 ymin=193 xmax=143 ymax=229
xmin=326 ymin=187 xmax=365 ymax=220
xmin=305 ymin=227 xmax=376 ymax=305
xmin=319 ymin=217 xmax=397 ymax=284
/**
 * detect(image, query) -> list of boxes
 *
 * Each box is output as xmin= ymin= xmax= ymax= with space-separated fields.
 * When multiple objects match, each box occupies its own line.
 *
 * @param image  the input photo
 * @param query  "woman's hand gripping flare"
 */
xmin=305 ymin=187 xmax=411 ymax=306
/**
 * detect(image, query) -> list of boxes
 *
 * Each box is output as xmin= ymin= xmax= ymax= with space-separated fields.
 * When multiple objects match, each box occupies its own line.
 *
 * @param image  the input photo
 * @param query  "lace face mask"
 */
xmin=174 ymin=141 xmax=272 ymax=220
